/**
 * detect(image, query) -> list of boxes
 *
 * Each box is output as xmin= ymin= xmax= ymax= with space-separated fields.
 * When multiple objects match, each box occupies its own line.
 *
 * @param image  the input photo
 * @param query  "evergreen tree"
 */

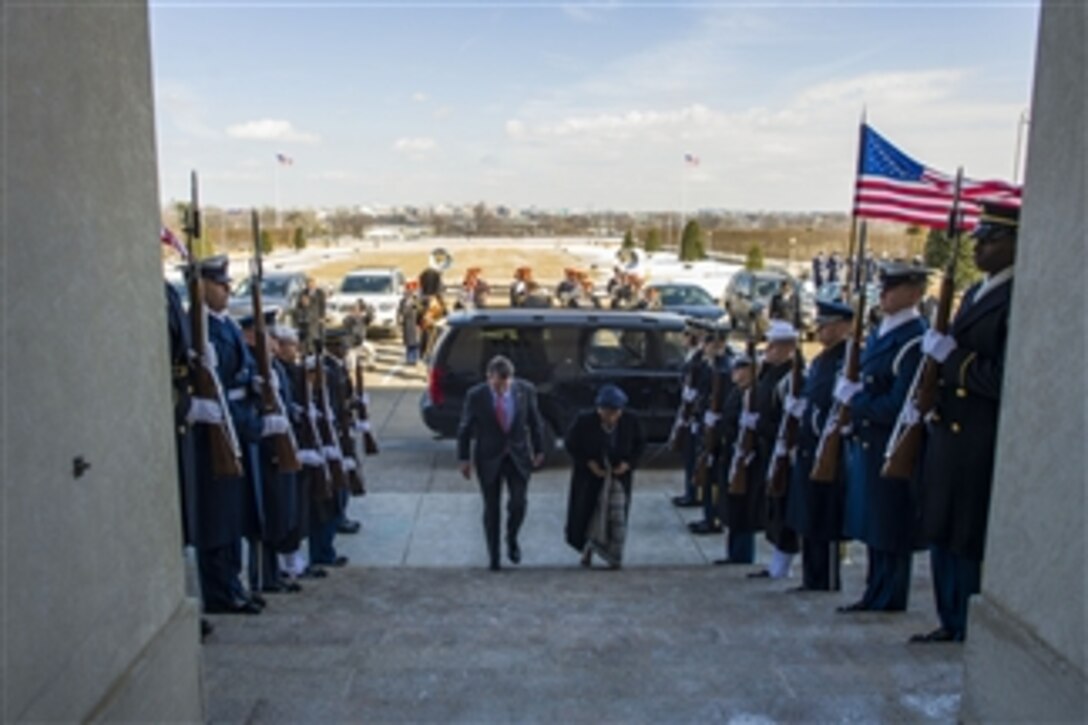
xmin=293 ymin=227 xmax=307 ymax=251
xmin=260 ymin=229 xmax=274 ymax=255
xmin=622 ymin=229 xmax=635 ymax=249
xmin=644 ymin=227 xmax=663 ymax=253
xmin=679 ymin=220 xmax=706 ymax=261
xmin=924 ymin=228 xmax=981 ymax=291
xmin=745 ymin=243 xmax=765 ymax=271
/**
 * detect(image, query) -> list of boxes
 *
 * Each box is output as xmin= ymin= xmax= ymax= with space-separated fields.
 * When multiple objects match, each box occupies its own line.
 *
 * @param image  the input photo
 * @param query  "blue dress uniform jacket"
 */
xmin=843 ymin=317 xmax=927 ymax=553
xmin=193 ymin=313 xmax=261 ymax=550
xmin=921 ymin=280 xmax=1012 ymax=562
xmin=786 ymin=340 xmax=848 ymax=541
xmin=252 ymin=354 xmax=300 ymax=548
xmin=165 ymin=283 xmax=198 ymax=547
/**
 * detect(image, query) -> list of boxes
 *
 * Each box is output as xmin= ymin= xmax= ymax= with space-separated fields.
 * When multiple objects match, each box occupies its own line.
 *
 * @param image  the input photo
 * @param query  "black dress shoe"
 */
xmin=300 ymin=566 xmax=327 ymax=579
xmin=206 ymin=600 xmax=262 ymax=615
xmin=200 ymin=618 xmax=215 ymax=640
xmin=690 ymin=521 xmax=724 ymax=535
xmin=713 ymin=558 xmax=750 ymax=566
xmin=836 ymin=601 xmax=870 ymax=614
xmin=330 ymin=555 xmax=349 ymax=567
xmin=260 ymin=581 xmax=288 ymax=594
xmin=909 ymin=628 xmax=957 ymax=644
xmin=671 ymin=495 xmax=701 ymax=508
xmin=249 ymin=593 xmax=267 ymax=608
xmin=507 ymin=541 xmax=521 ymax=565
xmin=489 ymin=561 xmax=501 ymax=572
xmin=746 ymin=569 xmax=771 ymax=579
xmin=284 ymin=580 xmax=303 ymax=593
xmin=337 ymin=520 xmax=362 ymax=535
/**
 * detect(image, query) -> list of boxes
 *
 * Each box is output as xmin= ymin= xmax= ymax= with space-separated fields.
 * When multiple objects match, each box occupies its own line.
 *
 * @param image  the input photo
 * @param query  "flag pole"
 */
xmin=843 ymin=107 xmax=867 ymax=297
xmin=274 ymin=159 xmax=281 ymax=229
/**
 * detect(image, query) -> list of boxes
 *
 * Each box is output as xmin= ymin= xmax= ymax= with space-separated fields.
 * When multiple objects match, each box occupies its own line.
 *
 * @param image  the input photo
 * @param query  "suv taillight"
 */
xmin=428 ymin=365 xmax=446 ymax=406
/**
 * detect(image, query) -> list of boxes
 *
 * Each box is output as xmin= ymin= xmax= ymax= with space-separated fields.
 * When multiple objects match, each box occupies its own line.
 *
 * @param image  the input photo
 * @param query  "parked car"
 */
xmin=722 ymin=270 xmax=815 ymax=339
xmin=228 ymin=271 xmax=308 ymax=323
xmin=817 ymin=280 xmax=883 ymax=328
xmin=645 ymin=282 xmax=730 ymax=324
xmin=327 ymin=267 xmax=406 ymax=335
xmin=420 ymin=309 xmax=690 ymax=461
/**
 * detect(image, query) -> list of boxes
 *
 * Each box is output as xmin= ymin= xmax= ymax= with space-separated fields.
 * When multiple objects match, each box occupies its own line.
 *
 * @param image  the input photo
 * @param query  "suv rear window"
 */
xmin=342 ymin=275 xmax=393 ymax=294
xmin=586 ymin=328 xmax=651 ymax=370
xmin=443 ymin=326 xmax=580 ymax=380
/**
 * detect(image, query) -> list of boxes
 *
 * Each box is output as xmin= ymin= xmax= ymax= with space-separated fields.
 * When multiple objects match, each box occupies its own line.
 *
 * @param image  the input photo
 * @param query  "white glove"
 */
xmin=353 ymin=420 xmax=371 ymax=433
xmin=261 ymin=414 xmax=290 ymax=438
xmin=357 ymin=393 xmax=370 ymax=407
xmin=740 ymin=411 xmax=760 ymax=431
xmin=308 ymin=403 xmax=321 ymax=420
xmin=342 ymin=457 xmax=357 ymax=472
xmin=298 ymin=449 xmax=325 ymax=467
xmin=785 ymin=395 xmax=807 ymax=420
xmin=323 ymin=445 xmax=343 ymax=462
xmin=834 ymin=378 xmax=863 ymax=405
xmin=682 ymin=386 xmax=698 ymax=403
xmin=901 ymin=402 xmax=921 ymax=426
xmin=703 ymin=411 xmax=721 ymax=427
xmin=922 ymin=329 xmax=957 ymax=363
xmin=187 ymin=398 xmax=224 ymax=425
xmin=773 ymin=439 xmax=789 ymax=458
xmin=689 ymin=421 xmax=700 ymax=434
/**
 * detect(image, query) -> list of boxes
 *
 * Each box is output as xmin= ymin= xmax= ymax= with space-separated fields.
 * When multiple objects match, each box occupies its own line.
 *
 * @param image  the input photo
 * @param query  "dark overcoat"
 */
xmin=761 ymin=360 xmax=800 ymax=553
xmin=921 ymin=280 xmax=1012 ymax=561
xmin=251 ymin=356 xmax=301 ymax=548
xmin=165 ymin=283 xmax=198 ymax=546
xmin=785 ymin=340 xmax=848 ymax=541
xmin=563 ymin=411 xmax=646 ymax=552
xmin=843 ymin=316 xmax=927 ymax=553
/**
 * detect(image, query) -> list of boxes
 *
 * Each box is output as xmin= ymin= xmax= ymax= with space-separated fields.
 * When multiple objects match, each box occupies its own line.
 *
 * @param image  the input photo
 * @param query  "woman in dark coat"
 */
xmin=564 ymin=385 xmax=646 ymax=568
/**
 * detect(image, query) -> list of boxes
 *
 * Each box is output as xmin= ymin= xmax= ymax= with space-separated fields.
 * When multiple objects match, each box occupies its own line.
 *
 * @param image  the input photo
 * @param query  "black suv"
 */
xmin=420 ymin=309 xmax=689 ymax=457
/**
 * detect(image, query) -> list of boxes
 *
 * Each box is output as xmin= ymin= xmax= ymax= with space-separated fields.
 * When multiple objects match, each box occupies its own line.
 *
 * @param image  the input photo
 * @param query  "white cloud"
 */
xmin=226 ymin=119 xmax=320 ymax=144
xmin=412 ymin=91 xmax=429 ymax=103
xmin=393 ymin=137 xmax=437 ymax=154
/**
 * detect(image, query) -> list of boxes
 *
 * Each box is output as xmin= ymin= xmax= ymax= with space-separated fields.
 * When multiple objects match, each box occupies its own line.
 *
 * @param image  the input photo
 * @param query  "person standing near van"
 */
xmin=457 ymin=356 xmax=545 ymax=571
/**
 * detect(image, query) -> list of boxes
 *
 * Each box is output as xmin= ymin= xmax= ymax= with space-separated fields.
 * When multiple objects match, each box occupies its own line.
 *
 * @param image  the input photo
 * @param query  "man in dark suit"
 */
xmin=458 ymin=355 xmax=545 ymax=570
xmin=911 ymin=200 xmax=1018 ymax=643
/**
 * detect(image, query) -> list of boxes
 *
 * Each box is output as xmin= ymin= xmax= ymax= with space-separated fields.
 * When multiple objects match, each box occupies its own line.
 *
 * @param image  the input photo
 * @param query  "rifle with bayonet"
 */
xmin=882 ymin=170 xmax=965 ymax=479
xmin=184 ymin=170 xmax=243 ymax=478
xmin=810 ymin=221 xmax=869 ymax=482
xmin=313 ymin=334 xmax=349 ymax=492
xmin=727 ymin=331 xmax=759 ymax=495
xmin=766 ymin=308 xmax=805 ymax=498
xmin=250 ymin=210 xmax=302 ymax=474
xmin=354 ymin=356 xmax=380 ymax=456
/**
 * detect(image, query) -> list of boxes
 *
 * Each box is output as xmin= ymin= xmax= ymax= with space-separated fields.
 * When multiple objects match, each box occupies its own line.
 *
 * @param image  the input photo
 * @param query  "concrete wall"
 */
xmin=961 ymin=0 xmax=1087 ymax=720
xmin=1 ymin=1 xmax=203 ymax=720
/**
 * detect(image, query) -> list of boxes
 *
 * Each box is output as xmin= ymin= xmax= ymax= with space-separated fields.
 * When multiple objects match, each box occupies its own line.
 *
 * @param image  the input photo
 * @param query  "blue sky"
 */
xmin=151 ymin=1 xmax=1040 ymax=212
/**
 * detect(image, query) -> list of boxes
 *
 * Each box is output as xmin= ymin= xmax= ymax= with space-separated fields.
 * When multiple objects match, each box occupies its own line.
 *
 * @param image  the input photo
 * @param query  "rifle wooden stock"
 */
xmin=355 ymin=357 xmax=379 ymax=456
xmin=251 ymin=210 xmax=301 ymax=474
xmin=314 ymin=344 xmax=349 ymax=492
xmin=727 ymin=333 xmax=760 ymax=496
xmin=185 ymin=171 xmax=243 ymax=479
xmin=692 ymin=358 xmax=723 ymax=499
xmin=883 ymin=171 xmax=965 ymax=479
xmin=297 ymin=351 xmax=333 ymax=500
xmin=810 ymin=221 xmax=869 ymax=483
xmin=767 ymin=347 xmax=804 ymax=498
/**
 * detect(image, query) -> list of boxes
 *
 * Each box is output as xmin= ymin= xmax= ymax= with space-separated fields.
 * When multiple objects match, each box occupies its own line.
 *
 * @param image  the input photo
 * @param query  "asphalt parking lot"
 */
xmin=201 ymin=384 xmax=964 ymax=723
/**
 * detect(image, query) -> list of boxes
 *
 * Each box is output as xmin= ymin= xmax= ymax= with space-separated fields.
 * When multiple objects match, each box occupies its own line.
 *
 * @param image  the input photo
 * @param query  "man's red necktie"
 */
xmin=495 ymin=395 xmax=507 ymax=431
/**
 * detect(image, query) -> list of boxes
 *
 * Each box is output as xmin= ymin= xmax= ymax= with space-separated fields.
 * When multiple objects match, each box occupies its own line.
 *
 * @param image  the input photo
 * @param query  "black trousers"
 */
xmin=930 ymin=546 xmax=980 ymax=639
xmin=479 ymin=457 xmax=528 ymax=566
xmin=801 ymin=537 xmax=841 ymax=591
xmin=198 ymin=541 xmax=244 ymax=610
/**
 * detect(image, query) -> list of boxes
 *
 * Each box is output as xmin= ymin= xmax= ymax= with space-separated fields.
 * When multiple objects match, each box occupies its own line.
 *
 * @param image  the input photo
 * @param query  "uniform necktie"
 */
xmin=495 ymin=394 xmax=507 ymax=432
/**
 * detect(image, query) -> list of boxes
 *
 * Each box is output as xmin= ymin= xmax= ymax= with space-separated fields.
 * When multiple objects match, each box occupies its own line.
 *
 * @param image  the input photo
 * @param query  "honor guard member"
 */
xmin=671 ymin=321 xmax=709 ymax=508
xmin=911 ymin=200 xmax=1018 ymax=643
xmin=324 ymin=327 xmax=364 ymax=536
xmin=749 ymin=321 xmax=802 ymax=579
xmin=307 ymin=335 xmax=349 ymax=569
xmin=837 ymin=262 xmax=928 ymax=613
xmin=785 ymin=300 xmax=854 ymax=591
xmin=689 ymin=326 xmax=734 ymax=534
xmin=191 ymin=256 xmax=265 ymax=615
xmin=240 ymin=311 xmax=301 ymax=594
xmin=715 ymin=352 xmax=757 ymax=564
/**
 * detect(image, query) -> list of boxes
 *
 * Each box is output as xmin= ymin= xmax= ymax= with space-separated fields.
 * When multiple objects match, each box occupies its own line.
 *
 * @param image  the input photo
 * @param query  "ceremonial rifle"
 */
xmin=667 ymin=347 xmax=699 ymax=453
xmin=298 ymin=339 xmax=333 ymax=500
xmin=882 ymin=170 xmax=965 ymax=479
xmin=726 ymin=331 xmax=759 ymax=495
xmin=184 ymin=171 xmax=243 ymax=478
xmin=766 ymin=309 xmax=805 ymax=498
xmin=250 ymin=210 xmax=301 ymax=474
xmin=691 ymin=350 xmax=724 ymax=501
xmin=313 ymin=334 xmax=349 ymax=491
xmin=331 ymin=357 xmax=366 ymax=496
xmin=809 ymin=221 xmax=869 ymax=482
xmin=354 ymin=356 xmax=380 ymax=455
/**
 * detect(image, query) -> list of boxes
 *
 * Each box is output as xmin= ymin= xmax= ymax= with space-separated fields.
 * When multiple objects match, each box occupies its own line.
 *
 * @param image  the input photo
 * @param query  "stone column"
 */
xmin=961 ymin=0 xmax=1087 ymax=720
xmin=1 ymin=1 xmax=203 ymax=720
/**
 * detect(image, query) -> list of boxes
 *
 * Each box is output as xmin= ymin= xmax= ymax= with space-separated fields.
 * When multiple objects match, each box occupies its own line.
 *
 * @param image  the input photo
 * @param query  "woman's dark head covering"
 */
xmin=595 ymin=384 xmax=628 ymax=410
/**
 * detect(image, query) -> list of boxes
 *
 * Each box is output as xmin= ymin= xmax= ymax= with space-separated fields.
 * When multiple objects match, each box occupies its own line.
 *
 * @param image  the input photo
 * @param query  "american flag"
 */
xmin=160 ymin=225 xmax=188 ymax=259
xmin=854 ymin=124 xmax=1020 ymax=230
xmin=684 ymin=153 xmax=700 ymax=167
xmin=276 ymin=153 xmax=294 ymax=166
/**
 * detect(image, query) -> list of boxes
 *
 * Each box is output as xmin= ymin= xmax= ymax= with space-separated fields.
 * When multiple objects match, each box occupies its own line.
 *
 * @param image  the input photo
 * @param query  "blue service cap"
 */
xmin=878 ymin=261 xmax=930 ymax=289
xmin=197 ymin=255 xmax=231 ymax=285
xmin=972 ymin=199 xmax=1020 ymax=239
xmin=815 ymin=299 xmax=854 ymax=325
xmin=595 ymin=384 xmax=629 ymax=410
xmin=731 ymin=353 xmax=754 ymax=370
xmin=239 ymin=308 xmax=279 ymax=329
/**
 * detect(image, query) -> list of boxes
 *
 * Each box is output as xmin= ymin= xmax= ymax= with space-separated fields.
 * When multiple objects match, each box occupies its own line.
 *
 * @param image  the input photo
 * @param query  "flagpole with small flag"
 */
xmin=275 ymin=153 xmax=293 ymax=228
